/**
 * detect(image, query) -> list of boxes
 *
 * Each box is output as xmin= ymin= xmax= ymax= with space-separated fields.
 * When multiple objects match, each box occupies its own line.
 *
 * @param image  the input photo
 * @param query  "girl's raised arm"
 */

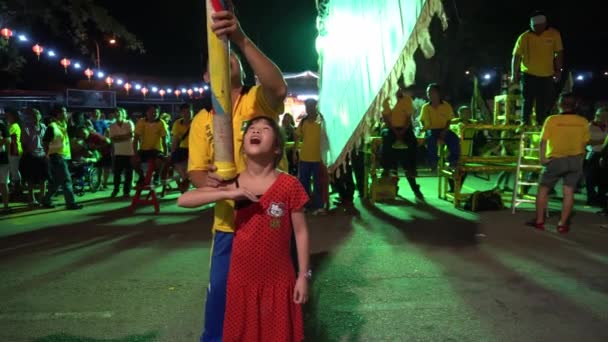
xmin=178 ymin=183 xmax=235 ymax=208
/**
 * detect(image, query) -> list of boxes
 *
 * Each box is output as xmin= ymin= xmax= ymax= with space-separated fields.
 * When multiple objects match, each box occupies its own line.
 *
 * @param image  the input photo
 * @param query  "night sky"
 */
xmin=9 ymin=0 xmax=608 ymax=94
xmin=100 ymin=0 xmax=319 ymax=81
xmin=97 ymin=0 xmax=607 ymax=81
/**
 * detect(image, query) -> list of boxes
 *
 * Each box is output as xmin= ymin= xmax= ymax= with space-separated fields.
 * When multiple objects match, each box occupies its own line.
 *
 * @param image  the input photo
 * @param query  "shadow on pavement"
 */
xmin=33 ymin=332 xmax=158 ymax=342
xmin=0 ymin=205 xmax=213 ymax=296
xmin=362 ymin=200 xmax=479 ymax=247
xmin=304 ymin=212 xmax=367 ymax=342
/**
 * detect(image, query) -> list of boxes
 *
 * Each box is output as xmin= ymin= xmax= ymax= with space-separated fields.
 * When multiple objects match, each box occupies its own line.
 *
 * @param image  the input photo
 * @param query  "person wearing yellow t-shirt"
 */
xmin=381 ymin=88 xmax=423 ymax=199
xmin=598 ymin=136 xmax=608 ymax=215
xmin=419 ymin=83 xmax=460 ymax=170
xmin=530 ymin=93 xmax=589 ymax=233
xmin=294 ymin=99 xmax=325 ymax=213
xmin=40 ymin=105 xmax=82 ymax=210
xmin=186 ymin=9 xmax=287 ymax=342
xmin=511 ymin=11 xmax=564 ymax=126
xmin=133 ymin=105 xmax=168 ymax=184
xmin=5 ymin=108 xmax=23 ymax=189
xmin=170 ymin=103 xmax=193 ymax=192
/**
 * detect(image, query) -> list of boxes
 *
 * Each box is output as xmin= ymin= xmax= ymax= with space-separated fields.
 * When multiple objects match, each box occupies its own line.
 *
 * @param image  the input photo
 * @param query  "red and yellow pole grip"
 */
xmin=207 ymin=0 xmax=236 ymax=180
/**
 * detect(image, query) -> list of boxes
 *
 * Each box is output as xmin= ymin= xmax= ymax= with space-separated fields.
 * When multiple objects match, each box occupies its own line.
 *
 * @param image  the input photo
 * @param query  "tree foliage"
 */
xmin=0 ymin=0 xmax=144 ymax=75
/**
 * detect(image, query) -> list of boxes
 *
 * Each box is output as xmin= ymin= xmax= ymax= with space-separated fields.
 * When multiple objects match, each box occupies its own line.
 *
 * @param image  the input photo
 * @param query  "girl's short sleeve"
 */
xmin=288 ymin=176 xmax=309 ymax=211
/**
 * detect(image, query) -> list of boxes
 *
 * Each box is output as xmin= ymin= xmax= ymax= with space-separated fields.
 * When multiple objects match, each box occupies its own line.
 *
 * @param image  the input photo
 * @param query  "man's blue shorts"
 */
xmin=200 ymin=231 xmax=233 ymax=342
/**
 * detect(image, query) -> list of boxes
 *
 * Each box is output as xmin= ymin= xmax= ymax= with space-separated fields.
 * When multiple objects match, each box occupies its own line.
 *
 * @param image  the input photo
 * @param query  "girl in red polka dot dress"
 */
xmin=179 ymin=116 xmax=310 ymax=341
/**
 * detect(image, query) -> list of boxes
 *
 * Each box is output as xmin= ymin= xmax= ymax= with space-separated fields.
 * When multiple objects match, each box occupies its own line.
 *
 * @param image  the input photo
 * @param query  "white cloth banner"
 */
xmin=316 ymin=0 xmax=447 ymax=172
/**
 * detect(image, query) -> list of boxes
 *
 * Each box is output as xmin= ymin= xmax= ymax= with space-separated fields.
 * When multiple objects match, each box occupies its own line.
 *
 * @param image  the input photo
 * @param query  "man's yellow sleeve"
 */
xmin=171 ymin=121 xmax=180 ymax=137
xmin=541 ymin=118 xmax=552 ymax=141
xmin=554 ymin=30 xmax=564 ymax=52
xmin=419 ymin=105 xmax=430 ymax=128
xmin=188 ymin=110 xmax=212 ymax=172
xmin=513 ymin=33 xmax=525 ymax=56
xmin=160 ymin=122 xmax=168 ymax=137
xmin=582 ymin=123 xmax=590 ymax=143
xmin=253 ymin=85 xmax=285 ymax=119
xmin=133 ymin=119 xmax=144 ymax=136
xmin=446 ymin=103 xmax=455 ymax=120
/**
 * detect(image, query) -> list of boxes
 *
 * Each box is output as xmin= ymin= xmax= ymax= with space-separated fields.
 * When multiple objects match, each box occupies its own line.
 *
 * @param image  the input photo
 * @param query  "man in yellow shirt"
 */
xmin=186 ymin=9 xmax=287 ymax=342
xmin=133 ymin=105 xmax=168 ymax=184
xmin=294 ymin=99 xmax=326 ymax=213
xmin=419 ymin=83 xmax=460 ymax=170
xmin=511 ymin=11 xmax=564 ymax=126
xmin=171 ymin=103 xmax=193 ymax=192
xmin=530 ymin=93 xmax=589 ymax=233
xmin=381 ymin=88 xmax=423 ymax=199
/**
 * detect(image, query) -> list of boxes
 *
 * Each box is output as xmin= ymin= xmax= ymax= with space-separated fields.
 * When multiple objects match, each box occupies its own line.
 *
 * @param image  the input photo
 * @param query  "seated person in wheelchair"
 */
xmin=70 ymin=127 xmax=100 ymax=184
xmin=419 ymin=83 xmax=461 ymax=171
xmin=79 ymin=126 xmax=112 ymax=188
xmin=380 ymin=86 xmax=423 ymax=199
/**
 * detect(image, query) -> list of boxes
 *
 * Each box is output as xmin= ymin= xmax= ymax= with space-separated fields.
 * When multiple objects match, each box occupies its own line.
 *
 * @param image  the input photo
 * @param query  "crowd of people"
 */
xmin=0 ymin=102 xmax=198 ymax=212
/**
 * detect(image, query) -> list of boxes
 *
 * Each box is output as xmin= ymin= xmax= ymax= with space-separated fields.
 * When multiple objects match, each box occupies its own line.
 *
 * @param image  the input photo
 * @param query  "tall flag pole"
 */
xmin=207 ymin=0 xmax=236 ymax=180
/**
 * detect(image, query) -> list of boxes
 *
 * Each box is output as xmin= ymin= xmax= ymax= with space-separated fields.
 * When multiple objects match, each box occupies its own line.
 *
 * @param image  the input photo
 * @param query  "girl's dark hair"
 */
xmin=243 ymin=116 xmax=285 ymax=168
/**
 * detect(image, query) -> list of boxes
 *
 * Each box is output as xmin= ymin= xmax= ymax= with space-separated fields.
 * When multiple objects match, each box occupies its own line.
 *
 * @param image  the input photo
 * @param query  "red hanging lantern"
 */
xmin=187 ymin=89 xmax=194 ymax=98
xmin=84 ymin=68 xmax=94 ymax=82
xmin=174 ymin=89 xmax=181 ymax=98
xmin=105 ymin=76 xmax=114 ymax=88
xmin=32 ymin=44 xmax=44 ymax=60
xmin=124 ymin=82 xmax=132 ymax=95
xmin=0 ymin=28 xmax=13 ymax=40
xmin=141 ymin=87 xmax=149 ymax=97
xmin=159 ymin=89 xmax=166 ymax=99
xmin=60 ymin=58 xmax=71 ymax=73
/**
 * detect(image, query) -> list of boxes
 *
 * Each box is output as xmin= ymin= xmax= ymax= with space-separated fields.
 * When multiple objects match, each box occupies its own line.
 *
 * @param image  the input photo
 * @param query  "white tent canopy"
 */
xmin=316 ymin=0 xmax=447 ymax=173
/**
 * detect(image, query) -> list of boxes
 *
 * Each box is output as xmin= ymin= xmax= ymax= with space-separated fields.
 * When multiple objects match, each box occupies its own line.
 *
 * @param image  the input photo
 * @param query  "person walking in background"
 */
xmin=0 ymin=120 xmax=11 ymax=213
xmin=5 ymin=108 xmax=23 ymax=195
xmin=109 ymin=108 xmax=134 ymax=198
xmin=281 ymin=113 xmax=298 ymax=176
xmin=20 ymin=108 xmax=48 ymax=206
xmin=170 ymin=104 xmax=193 ymax=192
xmin=294 ymin=99 xmax=327 ymax=215
xmin=529 ymin=93 xmax=589 ymax=233
xmin=511 ymin=11 xmax=563 ymax=126
xmin=179 ymin=117 xmax=309 ymax=341
xmin=40 ymin=106 xmax=83 ymax=210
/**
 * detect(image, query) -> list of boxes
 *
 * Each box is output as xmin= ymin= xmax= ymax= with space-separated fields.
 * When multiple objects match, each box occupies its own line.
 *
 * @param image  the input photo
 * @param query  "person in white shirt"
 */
xmin=108 ymin=108 xmax=134 ymax=198
xmin=585 ymin=107 xmax=608 ymax=206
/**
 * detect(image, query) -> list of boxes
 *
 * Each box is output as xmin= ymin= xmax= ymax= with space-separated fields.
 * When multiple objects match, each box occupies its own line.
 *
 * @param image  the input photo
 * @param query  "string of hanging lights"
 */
xmin=1 ymin=26 xmax=209 ymax=99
